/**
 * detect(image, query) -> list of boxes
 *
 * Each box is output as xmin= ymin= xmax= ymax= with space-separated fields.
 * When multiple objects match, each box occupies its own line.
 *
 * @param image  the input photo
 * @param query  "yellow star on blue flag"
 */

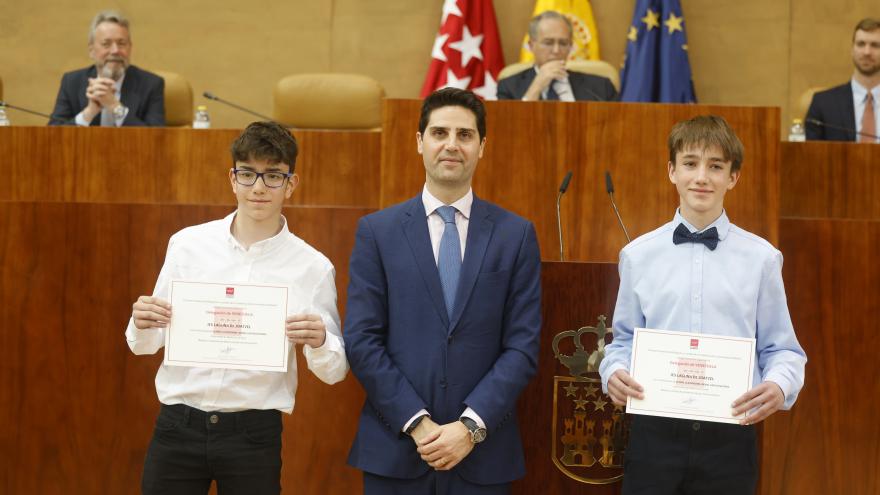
xmin=620 ymin=0 xmax=696 ymax=103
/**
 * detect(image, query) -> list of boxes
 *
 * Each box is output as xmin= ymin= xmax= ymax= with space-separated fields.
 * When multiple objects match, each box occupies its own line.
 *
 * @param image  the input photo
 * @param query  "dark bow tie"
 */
xmin=672 ymin=223 xmax=719 ymax=250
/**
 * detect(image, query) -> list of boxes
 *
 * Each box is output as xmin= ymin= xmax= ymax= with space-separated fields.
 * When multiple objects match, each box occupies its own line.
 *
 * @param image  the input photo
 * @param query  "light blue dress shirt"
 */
xmin=851 ymin=79 xmax=880 ymax=143
xmin=599 ymin=210 xmax=807 ymax=409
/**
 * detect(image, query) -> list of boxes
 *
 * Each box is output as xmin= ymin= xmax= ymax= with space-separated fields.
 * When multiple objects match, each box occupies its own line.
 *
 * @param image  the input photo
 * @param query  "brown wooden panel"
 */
xmin=381 ymin=99 xmax=780 ymax=262
xmin=781 ymin=141 xmax=880 ymax=220
xmin=0 ymin=127 xmax=380 ymax=208
xmin=758 ymin=218 xmax=880 ymax=495
xmin=514 ymin=261 xmax=622 ymax=494
xmin=0 ymin=202 xmax=370 ymax=494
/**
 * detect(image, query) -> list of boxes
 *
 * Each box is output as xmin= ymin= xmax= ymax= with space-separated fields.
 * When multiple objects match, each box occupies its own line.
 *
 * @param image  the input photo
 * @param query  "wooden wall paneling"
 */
xmin=781 ymin=142 xmax=880 ymax=220
xmin=0 ymin=128 xmax=381 ymax=208
xmin=762 ymin=218 xmax=880 ymax=495
xmin=514 ymin=261 xmax=622 ymax=494
xmin=381 ymin=99 xmax=780 ymax=262
xmin=0 ymin=202 xmax=370 ymax=494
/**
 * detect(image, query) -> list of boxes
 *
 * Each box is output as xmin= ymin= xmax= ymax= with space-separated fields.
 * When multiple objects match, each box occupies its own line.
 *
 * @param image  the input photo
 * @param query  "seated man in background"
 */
xmin=49 ymin=11 xmax=165 ymax=126
xmin=497 ymin=10 xmax=617 ymax=102
xmin=806 ymin=17 xmax=879 ymax=142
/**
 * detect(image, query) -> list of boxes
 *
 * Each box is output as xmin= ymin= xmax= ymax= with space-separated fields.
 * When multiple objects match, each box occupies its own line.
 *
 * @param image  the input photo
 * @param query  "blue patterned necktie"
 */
xmin=436 ymin=206 xmax=461 ymax=318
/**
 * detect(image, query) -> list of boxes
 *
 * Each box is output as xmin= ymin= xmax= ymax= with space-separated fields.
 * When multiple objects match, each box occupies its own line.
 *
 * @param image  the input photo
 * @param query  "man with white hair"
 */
xmin=49 ymin=11 xmax=165 ymax=126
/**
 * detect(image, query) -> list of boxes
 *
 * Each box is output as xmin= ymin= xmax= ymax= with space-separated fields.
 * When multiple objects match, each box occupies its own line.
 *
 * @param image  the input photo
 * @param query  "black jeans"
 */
xmin=622 ymin=415 xmax=758 ymax=495
xmin=142 ymin=404 xmax=283 ymax=495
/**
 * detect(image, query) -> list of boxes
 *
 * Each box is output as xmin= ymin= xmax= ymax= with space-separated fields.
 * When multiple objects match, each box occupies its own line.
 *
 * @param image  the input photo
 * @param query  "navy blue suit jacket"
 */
xmin=497 ymin=67 xmax=618 ymax=101
xmin=805 ymin=83 xmax=856 ymax=141
xmin=344 ymin=195 xmax=542 ymax=485
xmin=48 ymin=65 xmax=165 ymax=126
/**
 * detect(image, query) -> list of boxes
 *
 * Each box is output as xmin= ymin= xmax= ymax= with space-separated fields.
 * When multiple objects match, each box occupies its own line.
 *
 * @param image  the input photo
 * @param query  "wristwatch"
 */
xmin=459 ymin=417 xmax=487 ymax=444
xmin=112 ymin=103 xmax=127 ymax=120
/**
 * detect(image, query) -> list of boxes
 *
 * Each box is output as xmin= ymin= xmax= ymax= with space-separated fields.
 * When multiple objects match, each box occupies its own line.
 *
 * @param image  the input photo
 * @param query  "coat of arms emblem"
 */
xmin=551 ymin=315 xmax=630 ymax=484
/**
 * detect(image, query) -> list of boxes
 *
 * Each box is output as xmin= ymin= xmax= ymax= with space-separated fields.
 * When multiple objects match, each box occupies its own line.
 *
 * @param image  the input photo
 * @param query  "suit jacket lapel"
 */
xmin=401 ymin=197 xmax=450 ymax=328
xmin=844 ymin=85 xmax=857 ymax=141
xmin=448 ymin=196 xmax=493 ymax=333
xmin=120 ymin=67 xmax=140 ymax=118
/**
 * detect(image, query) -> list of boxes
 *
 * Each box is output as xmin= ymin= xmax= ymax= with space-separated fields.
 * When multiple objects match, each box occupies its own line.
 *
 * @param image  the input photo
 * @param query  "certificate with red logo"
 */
xmin=164 ymin=281 xmax=289 ymax=372
xmin=627 ymin=328 xmax=755 ymax=424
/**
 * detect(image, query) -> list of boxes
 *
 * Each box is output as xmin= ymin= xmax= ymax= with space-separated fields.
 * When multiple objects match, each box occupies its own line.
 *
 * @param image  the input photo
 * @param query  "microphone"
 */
xmin=203 ymin=91 xmax=286 ymax=125
xmin=556 ymin=170 xmax=573 ymax=261
xmin=605 ymin=171 xmax=631 ymax=243
xmin=0 ymin=101 xmax=52 ymax=119
xmin=805 ymin=117 xmax=880 ymax=141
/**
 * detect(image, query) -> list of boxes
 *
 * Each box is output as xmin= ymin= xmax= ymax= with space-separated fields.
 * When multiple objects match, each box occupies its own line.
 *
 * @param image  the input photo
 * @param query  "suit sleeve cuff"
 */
xmin=460 ymin=407 xmax=486 ymax=429
xmin=74 ymin=111 xmax=90 ymax=127
xmin=402 ymin=409 xmax=429 ymax=433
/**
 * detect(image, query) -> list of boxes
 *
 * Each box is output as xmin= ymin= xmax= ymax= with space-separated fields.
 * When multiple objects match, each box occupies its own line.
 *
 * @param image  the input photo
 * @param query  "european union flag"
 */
xmin=619 ymin=0 xmax=696 ymax=103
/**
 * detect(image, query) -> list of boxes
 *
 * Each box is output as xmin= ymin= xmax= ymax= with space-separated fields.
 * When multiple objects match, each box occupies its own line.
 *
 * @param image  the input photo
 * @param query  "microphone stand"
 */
xmin=0 ymin=101 xmax=52 ymax=119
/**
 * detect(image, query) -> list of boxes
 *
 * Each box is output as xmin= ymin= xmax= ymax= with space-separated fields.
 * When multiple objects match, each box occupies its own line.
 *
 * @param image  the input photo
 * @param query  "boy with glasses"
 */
xmin=126 ymin=121 xmax=348 ymax=494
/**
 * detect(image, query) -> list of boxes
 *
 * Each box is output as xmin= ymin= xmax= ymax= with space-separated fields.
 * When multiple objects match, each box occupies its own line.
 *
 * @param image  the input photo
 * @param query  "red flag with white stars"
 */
xmin=419 ymin=0 xmax=506 ymax=100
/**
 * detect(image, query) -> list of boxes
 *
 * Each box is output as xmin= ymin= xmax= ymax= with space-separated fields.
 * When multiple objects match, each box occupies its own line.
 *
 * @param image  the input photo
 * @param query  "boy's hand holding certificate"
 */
xmin=164 ymin=280 xmax=289 ymax=372
xmin=627 ymin=328 xmax=756 ymax=424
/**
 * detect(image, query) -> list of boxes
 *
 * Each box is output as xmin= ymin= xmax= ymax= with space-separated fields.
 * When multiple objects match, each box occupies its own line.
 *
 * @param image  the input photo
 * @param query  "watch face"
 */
xmin=473 ymin=428 xmax=487 ymax=443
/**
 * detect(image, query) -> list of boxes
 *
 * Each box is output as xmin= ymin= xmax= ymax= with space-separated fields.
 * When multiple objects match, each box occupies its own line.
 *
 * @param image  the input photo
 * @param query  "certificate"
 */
xmin=627 ymin=328 xmax=755 ymax=424
xmin=164 ymin=280 xmax=289 ymax=372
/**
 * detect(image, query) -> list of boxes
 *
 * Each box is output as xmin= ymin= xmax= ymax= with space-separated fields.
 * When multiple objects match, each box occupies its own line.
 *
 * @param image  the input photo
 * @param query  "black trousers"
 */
xmin=142 ymin=404 xmax=283 ymax=495
xmin=363 ymin=470 xmax=510 ymax=495
xmin=622 ymin=415 xmax=758 ymax=495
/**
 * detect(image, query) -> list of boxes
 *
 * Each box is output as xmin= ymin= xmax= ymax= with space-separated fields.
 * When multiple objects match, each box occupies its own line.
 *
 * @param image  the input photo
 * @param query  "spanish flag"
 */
xmin=519 ymin=0 xmax=601 ymax=63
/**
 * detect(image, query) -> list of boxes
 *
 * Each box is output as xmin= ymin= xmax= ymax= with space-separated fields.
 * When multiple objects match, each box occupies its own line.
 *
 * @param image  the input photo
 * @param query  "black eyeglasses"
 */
xmin=232 ymin=169 xmax=291 ymax=188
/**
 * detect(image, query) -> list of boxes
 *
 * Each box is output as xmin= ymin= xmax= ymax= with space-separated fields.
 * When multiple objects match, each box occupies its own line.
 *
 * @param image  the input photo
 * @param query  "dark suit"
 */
xmin=805 ymin=83 xmax=856 ymax=141
xmin=344 ymin=195 xmax=542 ymax=493
xmin=49 ymin=65 xmax=165 ymax=126
xmin=497 ymin=67 xmax=617 ymax=101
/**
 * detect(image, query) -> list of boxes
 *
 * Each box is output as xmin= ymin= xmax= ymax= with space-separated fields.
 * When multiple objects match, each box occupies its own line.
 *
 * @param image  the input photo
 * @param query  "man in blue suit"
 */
xmin=343 ymin=88 xmax=542 ymax=494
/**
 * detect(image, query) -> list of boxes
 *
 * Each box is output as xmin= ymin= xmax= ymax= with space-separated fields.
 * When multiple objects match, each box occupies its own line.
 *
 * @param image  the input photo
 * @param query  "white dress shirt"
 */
xmin=599 ymin=210 xmax=807 ymax=409
xmin=851 ymin=79 xmax=880 ymax=142
xmin=75 ymin=72 xmax=128 ymax=127
xmin=401 ymin=186 xmax=485 ymax=432
xmin=125 ymin=211 xmax=348 ymax=413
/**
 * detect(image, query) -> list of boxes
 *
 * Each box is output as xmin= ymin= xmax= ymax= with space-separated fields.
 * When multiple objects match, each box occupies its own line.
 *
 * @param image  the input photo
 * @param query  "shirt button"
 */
xmin=692 ymin=422 xmax=701 ymax=431
xmin=209 ymin=414 xmax=219 ymax=424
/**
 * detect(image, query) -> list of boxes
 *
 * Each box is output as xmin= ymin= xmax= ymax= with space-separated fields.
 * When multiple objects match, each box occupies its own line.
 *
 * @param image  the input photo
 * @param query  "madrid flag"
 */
xmin=419 ymin=0 xmax=506 ymax=100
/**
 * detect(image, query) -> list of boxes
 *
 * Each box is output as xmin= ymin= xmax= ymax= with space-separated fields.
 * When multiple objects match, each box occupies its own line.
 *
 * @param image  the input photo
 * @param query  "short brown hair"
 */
xmin=230 ymin=121 xmax=298 ymax=173
xmin=419 ymin=88 xmax=486 ymax=140
xmin=854 ymin=18 xmax=880 ymax=41
xmin=668 ymin=115 xmax=744 ymax=173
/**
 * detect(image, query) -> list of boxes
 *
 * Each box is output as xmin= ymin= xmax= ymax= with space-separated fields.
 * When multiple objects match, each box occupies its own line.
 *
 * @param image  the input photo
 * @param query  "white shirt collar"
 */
xmin=851 ymin=78 xmax=880 ymax=102
xmin=421 ymin=185 xmax=473 ymax=220
xmin=222 ymin=210 xmax=291 ymax=253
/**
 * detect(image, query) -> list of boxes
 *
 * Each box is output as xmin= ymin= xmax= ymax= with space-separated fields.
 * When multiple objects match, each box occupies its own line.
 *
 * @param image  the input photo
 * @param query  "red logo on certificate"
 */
xmin=225 ymin=287 xmax=234 ymax=297
xmin=690 ymin=338 xmax=699 ymax=349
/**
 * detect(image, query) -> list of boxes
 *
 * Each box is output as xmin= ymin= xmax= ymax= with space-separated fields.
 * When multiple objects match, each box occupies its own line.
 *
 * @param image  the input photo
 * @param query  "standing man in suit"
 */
xmin=344 ymin=88 xmax=542 ymax=494
xmin=806 ymin=18 xmax=879 ymax=142
xmin=49 ymin=11 xmax=165 ymax=126
xmin=497 ymin=10 xmax=617 ymax=102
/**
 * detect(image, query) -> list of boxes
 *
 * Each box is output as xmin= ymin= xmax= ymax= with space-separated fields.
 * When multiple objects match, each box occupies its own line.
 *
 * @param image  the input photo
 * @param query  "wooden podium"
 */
xmin=514 ymin=261 xmax=622 ymax=494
